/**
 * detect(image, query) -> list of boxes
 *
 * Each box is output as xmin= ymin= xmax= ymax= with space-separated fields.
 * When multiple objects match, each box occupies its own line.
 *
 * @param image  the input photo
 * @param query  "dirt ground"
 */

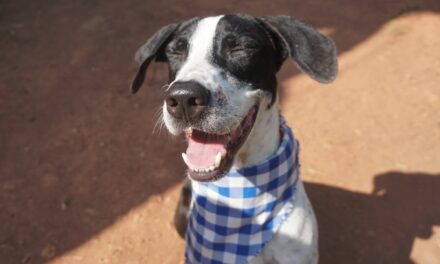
xmin=1 ymin=0 xmax=440 ymax=263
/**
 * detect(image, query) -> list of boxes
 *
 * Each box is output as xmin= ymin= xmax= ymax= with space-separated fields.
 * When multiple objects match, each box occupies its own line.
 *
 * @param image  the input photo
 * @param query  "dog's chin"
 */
xmin=181 ymin=105 xmax=258 ymax=182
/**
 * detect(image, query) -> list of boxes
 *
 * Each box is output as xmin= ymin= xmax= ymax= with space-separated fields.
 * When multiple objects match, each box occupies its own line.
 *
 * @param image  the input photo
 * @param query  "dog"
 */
xmin=131 ymin=14 xmax=337 ymax=264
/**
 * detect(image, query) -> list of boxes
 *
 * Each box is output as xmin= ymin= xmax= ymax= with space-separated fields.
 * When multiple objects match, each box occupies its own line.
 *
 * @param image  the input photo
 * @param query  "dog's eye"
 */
xmin=168 ymin=38 xmax=188 ymax=55
xmin=223 ymin=35 xmax=237 ymax=49
xmin=223 ymin=35 xmax=259 ymax=55
xmin=231 ymin=44 xmax=259 ymax=53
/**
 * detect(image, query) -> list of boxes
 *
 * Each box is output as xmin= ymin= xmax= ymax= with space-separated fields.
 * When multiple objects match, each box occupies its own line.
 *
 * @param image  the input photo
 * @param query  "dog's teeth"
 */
xmin=183 ymin=152 xmax=222 ymax=173
xmin=185 ymin=128 xmax=193 ymax=137
xmin=182 ymin=153 xmax=191 ymax=167
xmin=214 ymin=152 xmax=222 ymax=168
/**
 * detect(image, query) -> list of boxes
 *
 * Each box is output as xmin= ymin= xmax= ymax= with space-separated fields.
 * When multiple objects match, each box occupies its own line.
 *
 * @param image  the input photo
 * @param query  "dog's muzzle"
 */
xmin=164 ymin=81 xmax=259 ymax=182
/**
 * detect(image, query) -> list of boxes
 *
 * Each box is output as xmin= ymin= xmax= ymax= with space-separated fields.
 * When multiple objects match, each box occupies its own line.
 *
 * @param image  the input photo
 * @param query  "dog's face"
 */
xmin=131 ymin=14 xmax=337 ymax=181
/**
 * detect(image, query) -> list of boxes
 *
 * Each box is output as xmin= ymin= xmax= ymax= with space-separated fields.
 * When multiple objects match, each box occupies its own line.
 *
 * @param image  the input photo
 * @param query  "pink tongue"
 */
xmin=186 ymin=136 xmax=227 ymax=168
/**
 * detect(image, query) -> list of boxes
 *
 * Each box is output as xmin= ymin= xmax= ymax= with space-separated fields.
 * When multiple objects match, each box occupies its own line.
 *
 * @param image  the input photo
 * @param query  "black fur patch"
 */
xmin=212 ymin=15 xmax=280 ymax=105
xmin=164 ymin=18 xmax=200 ymax=81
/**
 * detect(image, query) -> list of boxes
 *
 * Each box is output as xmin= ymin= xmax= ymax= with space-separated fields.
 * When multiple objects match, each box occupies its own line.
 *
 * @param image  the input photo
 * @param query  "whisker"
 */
xmin=162 ymin=83 xmax=170 ymax=90
xmin=152 ymin=107 xmax=165 ymax=135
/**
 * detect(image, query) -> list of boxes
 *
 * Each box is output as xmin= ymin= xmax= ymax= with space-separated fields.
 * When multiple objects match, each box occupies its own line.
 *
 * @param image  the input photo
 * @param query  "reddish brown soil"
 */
xmin=1 ymin=1 xmax=439 ymax=264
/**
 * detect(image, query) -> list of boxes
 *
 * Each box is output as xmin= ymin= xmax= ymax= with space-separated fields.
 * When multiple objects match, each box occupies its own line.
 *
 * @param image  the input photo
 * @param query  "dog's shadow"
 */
xmin=303 ymin=171 xmax=440 ymax=264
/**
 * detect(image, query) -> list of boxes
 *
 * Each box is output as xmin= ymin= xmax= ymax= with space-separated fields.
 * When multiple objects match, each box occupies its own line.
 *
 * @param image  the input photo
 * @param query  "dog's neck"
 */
xmin=233 ymin=98 xmax=280 ymax=168
xmin=187 ymin=118 xmax=299 ymax=263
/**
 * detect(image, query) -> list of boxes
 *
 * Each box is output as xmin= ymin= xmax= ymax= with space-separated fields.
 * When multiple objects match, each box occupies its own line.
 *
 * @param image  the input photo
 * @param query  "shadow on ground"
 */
xmin=307 ymin=171 xmax=440 ymax=264
xmin=0 ymin=0 xmax=439 ymax=263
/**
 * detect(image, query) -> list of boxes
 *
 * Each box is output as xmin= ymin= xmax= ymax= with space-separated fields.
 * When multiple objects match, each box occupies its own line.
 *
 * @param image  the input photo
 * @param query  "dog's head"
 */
xmin=131 ymin=14 xmax=337 ymax=181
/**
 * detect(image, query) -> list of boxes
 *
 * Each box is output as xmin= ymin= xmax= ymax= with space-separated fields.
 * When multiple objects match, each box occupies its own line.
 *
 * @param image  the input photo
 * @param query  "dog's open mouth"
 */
xmin=181 ymin=106 xmax=258 ymax=181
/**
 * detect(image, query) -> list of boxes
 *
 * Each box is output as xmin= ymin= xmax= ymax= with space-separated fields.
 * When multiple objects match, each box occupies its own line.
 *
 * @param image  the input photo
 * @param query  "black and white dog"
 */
xmin=131 ymin=14 xmax=337 ymax=264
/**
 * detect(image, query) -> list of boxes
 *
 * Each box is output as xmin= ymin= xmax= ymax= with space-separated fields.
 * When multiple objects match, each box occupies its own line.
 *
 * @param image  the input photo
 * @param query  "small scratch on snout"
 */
xmin=216 ymin=86 xmax=227 ymax=104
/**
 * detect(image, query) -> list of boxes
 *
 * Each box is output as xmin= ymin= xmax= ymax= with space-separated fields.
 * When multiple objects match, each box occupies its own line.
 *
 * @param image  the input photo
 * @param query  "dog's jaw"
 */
xmin=233 ymin=92 xmax=281 ymax=168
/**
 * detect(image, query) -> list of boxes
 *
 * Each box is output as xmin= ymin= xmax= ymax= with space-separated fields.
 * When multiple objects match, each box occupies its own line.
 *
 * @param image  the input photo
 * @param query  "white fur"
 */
xmin=163 ymin=16 xmax=319 ymax=264
xmin=234 ymin=91 xmax=280 ymax=168
xmin=250 ymin=180 xmax=318 ymax=264
xmin=171 ymin=15 xmax=224 ymax=87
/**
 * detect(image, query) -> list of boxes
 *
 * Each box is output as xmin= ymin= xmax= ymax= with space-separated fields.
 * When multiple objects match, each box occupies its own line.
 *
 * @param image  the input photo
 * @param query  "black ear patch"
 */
xmin=258 ymin=16 xmax=338 ymax=83
xmin=131 ymin=23 xmax=180 ymax=94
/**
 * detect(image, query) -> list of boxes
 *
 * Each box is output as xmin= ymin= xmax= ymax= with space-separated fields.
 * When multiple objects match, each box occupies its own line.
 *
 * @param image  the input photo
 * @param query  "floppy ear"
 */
xmin=258 ymin=16 xmax=338 ymax=83
xmin=131 ymin=23 xmax=179 ymax=94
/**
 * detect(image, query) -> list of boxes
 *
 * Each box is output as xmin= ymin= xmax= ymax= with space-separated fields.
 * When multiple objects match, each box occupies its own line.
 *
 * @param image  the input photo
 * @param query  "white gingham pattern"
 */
xmin=185 ymin=118 xmax=300 ymax=264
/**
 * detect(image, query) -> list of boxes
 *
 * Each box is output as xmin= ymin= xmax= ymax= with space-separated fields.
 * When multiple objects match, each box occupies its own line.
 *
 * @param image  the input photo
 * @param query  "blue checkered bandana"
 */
xmin=185 ymin=118 xmax=300 ymax=264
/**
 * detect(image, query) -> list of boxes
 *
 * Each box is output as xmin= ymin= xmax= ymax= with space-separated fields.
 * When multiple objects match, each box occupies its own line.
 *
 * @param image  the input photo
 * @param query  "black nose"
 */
xmin=165 ymin=81 xmax=211 ymax=122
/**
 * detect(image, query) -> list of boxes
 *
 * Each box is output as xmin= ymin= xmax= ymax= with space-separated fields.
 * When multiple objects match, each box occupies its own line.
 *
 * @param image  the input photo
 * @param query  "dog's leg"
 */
xmin=173 ymin=178 xmax=192 ymax=238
